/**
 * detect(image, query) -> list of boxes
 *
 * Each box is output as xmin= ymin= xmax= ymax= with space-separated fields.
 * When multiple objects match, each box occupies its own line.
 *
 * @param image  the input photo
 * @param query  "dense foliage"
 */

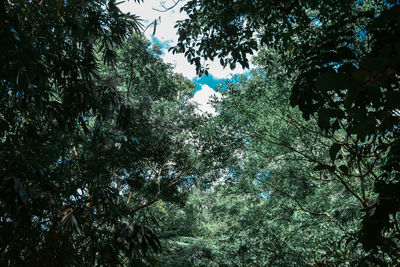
xmin=153 ymin=62 xmax=390 ymax=265
xmin=0 ymin=1 xmax=214 ymax=265
xmin=172 ymin=0 xmax=400 ymax=264
xmin=1 ymin=0 xmax=400 ymax=266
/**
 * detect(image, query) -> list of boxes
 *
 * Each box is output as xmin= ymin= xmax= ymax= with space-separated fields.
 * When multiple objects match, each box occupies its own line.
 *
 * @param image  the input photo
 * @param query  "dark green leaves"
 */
xmin=386 ymin=91 xmax=400 ymax=108
xmin=313 ymin=164 xmax=335 ymax=172
xmin=337 ymin=47 xmax=356 ymax=60
xmin=0 ymin=1 xmax=205 ymax=265
xmin=315 ymin=72 xmax=354 ymax=92
xmin=317 ymin=109 xmax=331 ymax=130
xmin=171 ymin=1 xmax=400 ymax=264
xmin=338 ymin=165 xmax=348 ymax=174
xmin=329 ymin=143 xmax=341 ymax=162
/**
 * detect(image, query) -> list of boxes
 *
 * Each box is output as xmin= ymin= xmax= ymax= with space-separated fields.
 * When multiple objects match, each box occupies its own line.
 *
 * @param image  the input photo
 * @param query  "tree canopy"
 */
xmin=0 ymin=1 xmax=213 ymax=265
xmin=172 ymin=0 xmax=400 ymax=263
xmin=1 ymin=0 xmax=400 ymax=266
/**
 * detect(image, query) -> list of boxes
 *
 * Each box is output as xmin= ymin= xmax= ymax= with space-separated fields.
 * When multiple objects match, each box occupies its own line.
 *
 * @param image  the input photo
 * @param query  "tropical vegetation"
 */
xmin=1 ymin=0 xmax=399 ymax=266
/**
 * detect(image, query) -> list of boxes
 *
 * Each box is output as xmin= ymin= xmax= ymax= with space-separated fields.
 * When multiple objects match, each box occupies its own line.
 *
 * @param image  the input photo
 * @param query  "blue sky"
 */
xmin=120 ymin=0 xmax=253 ymax=114
xmin=192 ymin=74 xmax=229 ymax=93
xmin=151 ymin=36 xmax=234 ymax=94
xmin=151 ymin=35 xmax=228 ymax=92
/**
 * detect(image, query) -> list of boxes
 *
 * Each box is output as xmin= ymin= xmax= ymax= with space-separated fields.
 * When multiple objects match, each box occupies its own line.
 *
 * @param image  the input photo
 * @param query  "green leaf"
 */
xmin=316 ymin=72 xmax=353 ymax=91
xmin=313 ymin=164 xmax=334 ymax=172
xmin=331 ymin=119 xmax=340 ymax=131
xmin=10 ymin=27 xmax=20 ymax=41
xmin=329 ymin=143 xmax=341 ymax=162
xmin=338 ymin=165 xmax=348 ymax=174
xmin=337 ymin=47 xmax=355 ymax=60
xmin=318 ymin=109 xmax=330 ymax=130
xmin=344 ymin=88 xmax=357 ymax=108
xmin=351 ymin=69 xmax=371 ymax=83
xmin=386 ymin=91 xmax=400 ymax=108
xmin=368 ymin=6 xmax=400 ymax=30
xmin=348 ymin=117 xmax=376 ymax=135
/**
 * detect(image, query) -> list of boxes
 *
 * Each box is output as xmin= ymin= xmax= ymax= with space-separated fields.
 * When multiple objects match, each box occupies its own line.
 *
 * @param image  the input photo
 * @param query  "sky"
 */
xmin=119 ymin=0 xmax=252 ymax=114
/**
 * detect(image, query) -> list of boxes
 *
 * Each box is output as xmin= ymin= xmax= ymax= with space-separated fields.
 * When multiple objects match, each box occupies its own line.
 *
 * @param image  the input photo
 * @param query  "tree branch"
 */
xmin=152 ymin=0 xmax=183 ymax=12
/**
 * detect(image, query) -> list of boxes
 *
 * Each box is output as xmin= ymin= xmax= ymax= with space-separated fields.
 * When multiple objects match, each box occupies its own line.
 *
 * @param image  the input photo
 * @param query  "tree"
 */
xmin=153 ymin=51 xmax=396 ymax=264
xmin=173 ymin=0 xmax=400 ymax=261
xmin=0 ymin=1 xmax=211 ymax=265
xmin=210 ymin=65 xmax=372 ymax=265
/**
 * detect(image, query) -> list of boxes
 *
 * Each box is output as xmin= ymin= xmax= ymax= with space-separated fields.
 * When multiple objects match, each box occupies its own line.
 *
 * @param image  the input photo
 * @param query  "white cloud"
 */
xmin=191 ymin=84 xmax=222 ymax=115
xmin=120 ymin=0 xmax=253 ymax=81
xmin=120 ymin=0 xmax=186 ymax=42
xmin=161 ymin=48 xmax=197 ymax=79
xmin=120 ymin=1 xmax=198 ymax=78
